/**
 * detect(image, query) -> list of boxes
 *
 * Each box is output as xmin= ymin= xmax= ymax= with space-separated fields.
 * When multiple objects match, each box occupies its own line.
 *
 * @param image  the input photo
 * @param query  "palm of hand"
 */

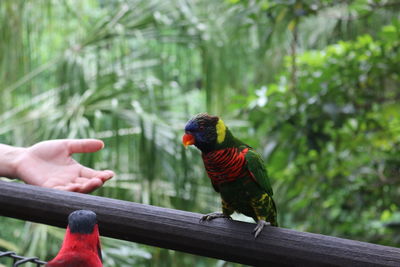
xmin=15 ymin=140 xmax=114 ymax=193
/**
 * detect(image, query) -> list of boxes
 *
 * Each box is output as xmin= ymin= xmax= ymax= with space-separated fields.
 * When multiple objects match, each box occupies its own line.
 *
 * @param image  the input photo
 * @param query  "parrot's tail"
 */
xmin=270 ymin=198 xmax=278 ymax=227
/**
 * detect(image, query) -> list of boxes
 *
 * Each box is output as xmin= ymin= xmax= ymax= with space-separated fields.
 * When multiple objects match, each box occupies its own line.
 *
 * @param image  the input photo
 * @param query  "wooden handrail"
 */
xmin=0 ymin=180 xmax=399 ymax=266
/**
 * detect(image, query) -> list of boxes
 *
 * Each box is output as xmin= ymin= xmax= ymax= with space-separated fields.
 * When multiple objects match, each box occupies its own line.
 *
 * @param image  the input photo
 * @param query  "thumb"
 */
xmin=67 ymin=139 xmax=105 ymax=154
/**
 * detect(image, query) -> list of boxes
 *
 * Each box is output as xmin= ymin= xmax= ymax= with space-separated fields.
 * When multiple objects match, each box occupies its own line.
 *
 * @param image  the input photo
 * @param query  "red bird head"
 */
xmin=46 ymin=210 xmax=103 ymax=267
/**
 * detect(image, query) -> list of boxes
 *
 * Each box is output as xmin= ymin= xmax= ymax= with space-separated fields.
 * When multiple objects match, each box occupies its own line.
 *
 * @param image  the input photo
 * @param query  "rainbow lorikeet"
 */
xmin=182 ymin=113 xmax=278 ymax=238
xmin=46 ymin=210 xmax=103 ymax=267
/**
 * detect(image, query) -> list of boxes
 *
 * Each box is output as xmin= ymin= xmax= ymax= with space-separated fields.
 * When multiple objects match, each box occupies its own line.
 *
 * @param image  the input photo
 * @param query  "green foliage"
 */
xmin=247 ymin=21 xmax=400 ymax=245
xmin=1 ymin=0 xmax=399 ymax=266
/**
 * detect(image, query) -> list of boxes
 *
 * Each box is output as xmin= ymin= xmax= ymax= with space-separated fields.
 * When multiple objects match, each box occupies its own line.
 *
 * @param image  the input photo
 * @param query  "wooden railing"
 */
xmin=0 ymin=180 xmax=399 ymax=266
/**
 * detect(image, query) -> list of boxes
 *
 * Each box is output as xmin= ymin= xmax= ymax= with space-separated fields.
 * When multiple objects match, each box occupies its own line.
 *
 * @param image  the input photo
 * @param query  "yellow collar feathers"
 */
xmin=216 ymin=119 xmax=226 ymax=144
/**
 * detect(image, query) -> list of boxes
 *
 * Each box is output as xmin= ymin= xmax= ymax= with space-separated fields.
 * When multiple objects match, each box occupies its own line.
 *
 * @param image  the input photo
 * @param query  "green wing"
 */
xmin=244 ymin=148 xmax=274 ymax=196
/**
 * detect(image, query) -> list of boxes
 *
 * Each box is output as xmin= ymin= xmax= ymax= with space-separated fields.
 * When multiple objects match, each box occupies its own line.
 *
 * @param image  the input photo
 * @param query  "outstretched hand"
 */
xmin=14 ymin=139 xmax=114 ymax=193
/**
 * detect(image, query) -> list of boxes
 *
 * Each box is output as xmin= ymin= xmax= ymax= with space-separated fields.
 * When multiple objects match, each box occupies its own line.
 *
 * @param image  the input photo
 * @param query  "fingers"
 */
xmin=53 ymin=177 xmax=104 ymax=193
xmin=49 ymin=167 xmax=114 ymax=193
xmin=53 ymin=183 xmax=81 ymax=192
xmin=67 ymin=139 xmax=105 ymax=154
xmin=77 ymin=177 xmax=104 ymax=193
xmin=80 ymin=167 xmax=115 ymax=182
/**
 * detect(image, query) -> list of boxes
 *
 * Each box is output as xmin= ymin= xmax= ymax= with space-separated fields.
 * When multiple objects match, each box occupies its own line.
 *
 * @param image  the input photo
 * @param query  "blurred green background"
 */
xmin=0 ymin=0 xmax=399 ymax=266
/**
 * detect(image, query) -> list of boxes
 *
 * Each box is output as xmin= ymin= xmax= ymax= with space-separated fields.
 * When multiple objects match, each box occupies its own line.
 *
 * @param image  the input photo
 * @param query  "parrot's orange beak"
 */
xmin=182 ymin=133 xmax=195 ymax=147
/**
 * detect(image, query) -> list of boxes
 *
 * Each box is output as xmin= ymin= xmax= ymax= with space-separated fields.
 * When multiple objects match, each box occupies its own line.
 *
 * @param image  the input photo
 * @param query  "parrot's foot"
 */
xmin=252 ymin=220 xmax=270 ymax=239
xmin=200 ymin=212 xmax=232 ymax=222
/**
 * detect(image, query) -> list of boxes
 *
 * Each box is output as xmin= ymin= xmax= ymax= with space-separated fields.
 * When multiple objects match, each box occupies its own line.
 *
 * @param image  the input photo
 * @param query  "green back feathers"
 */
xmin=244 ymin=148 xmax=274 ymax=196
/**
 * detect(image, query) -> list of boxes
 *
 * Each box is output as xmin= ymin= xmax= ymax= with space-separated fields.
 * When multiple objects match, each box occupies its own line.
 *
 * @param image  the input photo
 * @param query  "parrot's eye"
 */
xmin=198 ymin=125 xmax=205 ymax=131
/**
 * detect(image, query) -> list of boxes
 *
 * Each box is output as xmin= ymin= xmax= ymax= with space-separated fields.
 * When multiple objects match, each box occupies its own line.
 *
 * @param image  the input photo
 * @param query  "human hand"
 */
xmin=14 ymin=139 xmax=114 ymax=193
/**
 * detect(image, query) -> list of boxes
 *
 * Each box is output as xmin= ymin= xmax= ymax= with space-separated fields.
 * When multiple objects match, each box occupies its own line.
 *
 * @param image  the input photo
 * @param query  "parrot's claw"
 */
xmin=252 ymin=220 xmax=270 ymax=239
xmin=200 ymin=212 xmax=232 ymax=222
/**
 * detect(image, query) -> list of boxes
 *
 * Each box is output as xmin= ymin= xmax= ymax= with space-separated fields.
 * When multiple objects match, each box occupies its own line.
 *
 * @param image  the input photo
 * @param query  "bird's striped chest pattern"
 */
xmin=202 ymin=147 xmax=250 ymax=186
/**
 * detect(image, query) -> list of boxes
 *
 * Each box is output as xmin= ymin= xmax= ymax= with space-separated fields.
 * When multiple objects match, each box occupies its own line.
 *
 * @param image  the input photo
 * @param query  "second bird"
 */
xmin=46 ymin=210 xmax=103 ymax=267
xmin=182 ymin=113 xmax=278 ymax=238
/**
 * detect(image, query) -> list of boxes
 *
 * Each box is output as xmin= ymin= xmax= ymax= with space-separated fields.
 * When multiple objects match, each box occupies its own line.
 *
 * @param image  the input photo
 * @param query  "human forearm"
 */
xmin=0 ymin=144 xmax=26 ymax=179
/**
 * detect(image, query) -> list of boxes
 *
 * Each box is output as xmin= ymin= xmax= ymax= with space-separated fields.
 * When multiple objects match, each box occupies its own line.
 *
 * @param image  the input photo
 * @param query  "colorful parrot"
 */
xmin=182 ymin=113 xmax=277 ymax=238
xmin=46 ymin=210 xmax=103 ymax=267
